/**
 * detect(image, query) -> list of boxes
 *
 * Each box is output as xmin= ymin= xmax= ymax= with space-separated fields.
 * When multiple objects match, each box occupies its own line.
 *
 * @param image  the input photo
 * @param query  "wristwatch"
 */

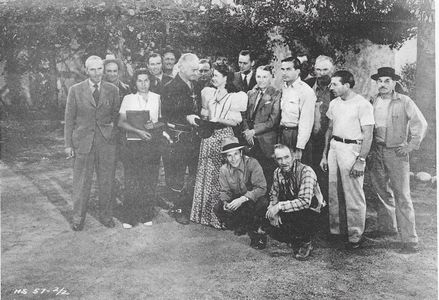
xmin=357 ymin=156 xmax=366 ymax=163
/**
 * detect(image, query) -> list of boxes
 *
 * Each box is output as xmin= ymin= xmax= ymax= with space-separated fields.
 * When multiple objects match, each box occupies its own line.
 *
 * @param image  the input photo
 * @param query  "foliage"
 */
xmin=0 ymin=0 xmax=421 ymax=118
xmin=400 ymin=62 xmax=416 ymax=98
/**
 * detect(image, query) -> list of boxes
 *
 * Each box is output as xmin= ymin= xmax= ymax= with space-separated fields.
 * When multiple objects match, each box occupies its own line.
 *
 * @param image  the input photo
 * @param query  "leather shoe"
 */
xmin=295 ymin=241 xmax=313 ymax=260
xmin=71 ymin=222 xmax=84 ymax=231
xmin=251 ymin=234 xmax=267 ymax=250
xmin=174 ymin=212 xmax=190 ymax=225
xmin=234 ymin=227 xmax=247 ymax=236
xmin=101 ymin=218 xmax=115 ymax=228
xmin=399 ymin=243 xmax=420 ymax=254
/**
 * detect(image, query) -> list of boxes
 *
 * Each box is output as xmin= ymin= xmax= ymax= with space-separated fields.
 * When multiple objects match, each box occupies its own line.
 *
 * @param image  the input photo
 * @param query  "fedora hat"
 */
xmin=371 ymin=67 xmax=401 ymax=81
xmin=221 ymin=136 xmax=244 ymax=154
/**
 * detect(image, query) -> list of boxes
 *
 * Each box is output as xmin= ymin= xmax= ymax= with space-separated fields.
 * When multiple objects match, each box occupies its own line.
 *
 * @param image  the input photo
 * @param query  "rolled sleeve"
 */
xmin=297 ymin=88 xmax=316 ymax=149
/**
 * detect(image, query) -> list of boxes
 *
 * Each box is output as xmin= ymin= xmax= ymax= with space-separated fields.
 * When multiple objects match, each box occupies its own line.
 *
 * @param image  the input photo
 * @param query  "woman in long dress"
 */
xmin=118 ymin=68 xmax=162 ymax=228
xmin=191 ymin=63 xmax=248 ymax=228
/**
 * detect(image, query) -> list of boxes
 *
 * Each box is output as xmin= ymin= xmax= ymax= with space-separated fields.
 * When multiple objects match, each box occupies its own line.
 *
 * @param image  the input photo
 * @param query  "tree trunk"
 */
xmin=414 ymin=20 xmax=435 ymax=171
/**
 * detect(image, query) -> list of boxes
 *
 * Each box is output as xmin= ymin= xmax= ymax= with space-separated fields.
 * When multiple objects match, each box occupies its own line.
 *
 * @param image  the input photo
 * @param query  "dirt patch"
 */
xmin=1 ymin=121 xmax=437 ymax=299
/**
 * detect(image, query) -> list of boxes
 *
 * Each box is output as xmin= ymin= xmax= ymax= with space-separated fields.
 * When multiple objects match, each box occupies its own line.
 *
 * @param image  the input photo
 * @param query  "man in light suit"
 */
xmin=242 ymin=65 xmax=281 ymax=188
xmin=64 ymin=55 xmax=120 ymax=231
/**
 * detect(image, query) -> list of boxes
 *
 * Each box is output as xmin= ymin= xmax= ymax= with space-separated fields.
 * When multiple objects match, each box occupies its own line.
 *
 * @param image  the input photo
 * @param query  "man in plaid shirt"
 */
xmin=266 ymin=144 xmax=325 ymax=260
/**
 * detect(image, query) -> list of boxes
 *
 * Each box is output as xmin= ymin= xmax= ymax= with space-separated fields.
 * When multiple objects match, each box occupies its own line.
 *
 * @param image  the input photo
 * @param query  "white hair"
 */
xmin=85 ymin=55 xmax=103 ymax=69
xmin=178 ymin=53 xmax=199 ymax=68
xmin=315 ymin=55 xmax=334 ymax=66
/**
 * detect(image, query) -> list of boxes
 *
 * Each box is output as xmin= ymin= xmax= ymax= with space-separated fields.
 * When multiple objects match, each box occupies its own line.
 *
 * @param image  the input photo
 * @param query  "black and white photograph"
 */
xmin=0 ymin=0 xmax=436 ymax=299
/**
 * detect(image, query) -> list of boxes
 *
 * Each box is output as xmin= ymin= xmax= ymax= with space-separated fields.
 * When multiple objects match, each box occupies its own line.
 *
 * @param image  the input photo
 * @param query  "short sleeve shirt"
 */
xmin=326 ymin=94 xmax=374 ymax=140
xmin=119 ymin=92 xmax=161 ymax=123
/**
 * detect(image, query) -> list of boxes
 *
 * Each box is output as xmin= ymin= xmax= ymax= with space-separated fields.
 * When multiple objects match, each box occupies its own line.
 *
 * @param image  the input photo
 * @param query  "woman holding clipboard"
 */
xmin=118 ymin=68 xmax=162 ymax=229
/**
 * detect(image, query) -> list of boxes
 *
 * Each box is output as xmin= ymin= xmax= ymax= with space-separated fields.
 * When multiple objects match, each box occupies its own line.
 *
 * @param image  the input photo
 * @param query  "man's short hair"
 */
xmin=162 ymin=47 xmax=181 ymax=60
xmin=199 ymin=58 xmax=212 ymax=68
xmin=178 ymin=53 xmax=199 ymax=68
xmin=273 ymin=144 xmax=291 ymax=154
xmin=281 ymin=57 xmax=302 ymax=70
xmin=85 ymin=55 xmax=103 ymax=68
xmin=315 ymin=55 xmax=334 ymax=66
xmin=333 ymin=70 xmax=355 ymax=88
xmin=147 ymin=53 xmax=162 ymax=64
xmin=239 ymin=50 xmax=255 ymax=62
xmin=256 ymin=65 xmax=274 ymax=76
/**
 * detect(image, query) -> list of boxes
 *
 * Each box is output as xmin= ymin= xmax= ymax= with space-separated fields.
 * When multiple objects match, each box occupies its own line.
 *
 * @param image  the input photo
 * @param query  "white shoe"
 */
xmin=143 ymin=221 xmax=153 ymax=226
xmin=122 ymin=223 xmax=133 ymax=229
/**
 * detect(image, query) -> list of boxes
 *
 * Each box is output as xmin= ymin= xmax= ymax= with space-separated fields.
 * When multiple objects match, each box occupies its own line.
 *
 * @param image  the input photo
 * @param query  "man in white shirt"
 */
xmin=320 ymin=70 xmax=374 ymax=249
xmin=279 ymin=57 xmax=316 ymax=165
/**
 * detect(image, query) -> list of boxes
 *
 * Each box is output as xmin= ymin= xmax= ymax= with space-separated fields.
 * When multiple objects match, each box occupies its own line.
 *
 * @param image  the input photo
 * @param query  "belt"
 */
xmin=280 ymin=126 xmax=298 ymax=131
xmin=332 ymin=135 xmax=360 ymax=144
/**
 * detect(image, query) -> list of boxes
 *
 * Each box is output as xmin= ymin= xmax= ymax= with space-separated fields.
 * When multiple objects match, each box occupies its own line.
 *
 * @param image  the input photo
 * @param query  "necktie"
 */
xmin=93 ymin=84 xmax=99 ymax=105
xmin=243 ymin=74 xmax=248 ymax=91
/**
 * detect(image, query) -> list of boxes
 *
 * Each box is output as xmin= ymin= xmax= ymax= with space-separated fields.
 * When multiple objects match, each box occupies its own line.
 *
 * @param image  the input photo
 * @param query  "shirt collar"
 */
xmin=89 ymin=79 xmax=101 ymax=90
xmin=283 ymin=77 xmax=302 ymax=89
xmin=242 ymin=70 xmax=253 ymax=78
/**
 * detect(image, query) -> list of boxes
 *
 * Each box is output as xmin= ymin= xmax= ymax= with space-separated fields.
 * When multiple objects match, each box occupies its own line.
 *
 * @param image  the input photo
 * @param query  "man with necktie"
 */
xmin=147 ymin=53 xmax=173 ymax=95
xmin=64 ymin=55 xmax=120 ymax=231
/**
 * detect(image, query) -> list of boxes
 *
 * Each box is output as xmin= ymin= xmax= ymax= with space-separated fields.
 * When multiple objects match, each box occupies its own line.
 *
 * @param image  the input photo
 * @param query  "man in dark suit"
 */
xmin=242 ymin=65 xmax=281 ymax=188
xmin=147 ymin=53 xmax=173 ymax=95
xmin=232 ymin=50 xmax=257 ymax=93
xmin=64 ymin=55 xmax=120 ymax=231
xmin=162 ymin=53 xmax=202 ymax=224
xmin=103 ymin=55 xmax=131 ymax=101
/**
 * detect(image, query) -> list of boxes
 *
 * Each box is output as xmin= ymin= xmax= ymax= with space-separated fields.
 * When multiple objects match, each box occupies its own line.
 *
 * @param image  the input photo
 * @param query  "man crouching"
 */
xmin=214 ymin=137 xmax=269 ymax=249
xmin=266 ymin=144 xmax=326 ymax=260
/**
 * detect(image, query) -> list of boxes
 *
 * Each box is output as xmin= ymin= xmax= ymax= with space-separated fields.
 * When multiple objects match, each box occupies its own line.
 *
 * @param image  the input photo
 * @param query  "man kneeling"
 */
xmin=214 ymin=137 xmax=269 ymax=249
xmin=266 ymin=144 xmax=326 ymax=260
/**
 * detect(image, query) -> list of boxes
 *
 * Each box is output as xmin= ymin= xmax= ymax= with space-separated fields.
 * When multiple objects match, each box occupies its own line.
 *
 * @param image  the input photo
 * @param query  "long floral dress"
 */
xmin=191 ymin=87 xmax=248 ymax=228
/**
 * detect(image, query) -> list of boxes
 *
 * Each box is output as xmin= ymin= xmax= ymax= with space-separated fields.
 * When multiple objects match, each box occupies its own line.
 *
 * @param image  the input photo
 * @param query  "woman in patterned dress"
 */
xmin=191 ymin=63 xmax=248 ymax=228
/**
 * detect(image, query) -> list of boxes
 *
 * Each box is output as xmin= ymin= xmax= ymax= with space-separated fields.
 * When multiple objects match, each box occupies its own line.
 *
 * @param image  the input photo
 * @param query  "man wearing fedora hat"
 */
xmin=367 ymin=67 xmax=427 ymax=253
xmin=214 ymin=136 xmax=269 ymax=249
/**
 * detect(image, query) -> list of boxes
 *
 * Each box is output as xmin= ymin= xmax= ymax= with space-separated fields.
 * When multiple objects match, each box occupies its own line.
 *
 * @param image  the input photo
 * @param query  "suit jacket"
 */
xmin=161 ymin=74 xmax=202 ymax=125
xmin=232 ymin=71 xmax=257 ymax=93
xmin=150 ymin=74 xmax=173 ymax=96
xmin=64 ymin=79 xmax=120 ymax=154
xmin=242 ymin=86 xmax=281 ymax=158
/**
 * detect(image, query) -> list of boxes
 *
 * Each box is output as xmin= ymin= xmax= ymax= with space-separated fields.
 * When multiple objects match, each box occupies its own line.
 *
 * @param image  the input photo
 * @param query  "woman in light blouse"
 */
xmin=118 ymin=68 xmax=161 ymax=229
xmin=191 ymin=63 xmax=248 ymax=228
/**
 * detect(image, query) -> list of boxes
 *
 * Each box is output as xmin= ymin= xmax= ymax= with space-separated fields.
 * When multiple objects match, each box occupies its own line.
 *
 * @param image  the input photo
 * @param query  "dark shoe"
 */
xmin=364 ymin=230 xmax=398 ymax=239
xmin=101 ymin=218 xmax=115 ymax=228
xmin=174 ymin=212 xmax=190 ymax=225
xmin=234 ymin=227 xmax=247 ymax=236
xmin=346 ymin=240 xmax=362 ymax=250
xmin=71 ymin=222 xmax=84 ymax=231
xmin=295 ymin=241 xmax=313 ymax=260
xmin=399 ymin=243 xmax=420 ymax=254
xmin=250 ymin=233 xmax=267 ymax=250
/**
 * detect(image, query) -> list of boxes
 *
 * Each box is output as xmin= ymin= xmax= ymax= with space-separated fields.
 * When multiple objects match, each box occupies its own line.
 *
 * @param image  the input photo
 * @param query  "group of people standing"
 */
xmin=64 ymin=48 xmax=427 ymax=260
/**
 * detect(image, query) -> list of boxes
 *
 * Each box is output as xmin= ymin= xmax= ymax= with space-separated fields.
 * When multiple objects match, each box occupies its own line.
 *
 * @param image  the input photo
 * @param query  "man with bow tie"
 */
xmin=147 ymin=53 xmax=173 ymax=96
xmin=242 ymin=65 xmax=281 ymax=188
xmin=64 ymin=55 xmax=120 ymax=231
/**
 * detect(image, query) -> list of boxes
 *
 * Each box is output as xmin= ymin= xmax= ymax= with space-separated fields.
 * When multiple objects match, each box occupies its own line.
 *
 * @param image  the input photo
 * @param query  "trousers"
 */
xmin=279 ymin=127 xmax=312 ymax=166
xmin=328 ymin=139 xmax=366 ymax=243
xmin=369 ymin=144 xmax=418 ymax=243
xmin=72 ymin=130 xmax=116 ymax=224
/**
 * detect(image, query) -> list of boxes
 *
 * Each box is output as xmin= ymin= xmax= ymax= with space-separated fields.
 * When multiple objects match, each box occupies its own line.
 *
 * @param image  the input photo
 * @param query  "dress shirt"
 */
xmin=88 ymin=79 xmax=101 ymax=92
xmin=269 ymin=159 xmax=324 ymax=213
xmin=218 ymin=156 xmax=267 ymax=203
xmin=280 ymin=77 xmax=317 ymax=149
xmin=241 ymin=70 xmax=253 ymax=86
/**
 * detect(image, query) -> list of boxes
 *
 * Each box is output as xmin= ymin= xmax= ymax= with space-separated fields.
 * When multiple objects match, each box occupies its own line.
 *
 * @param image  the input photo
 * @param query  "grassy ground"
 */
xmin=1 ymin=120 xmax=437 ymax=300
